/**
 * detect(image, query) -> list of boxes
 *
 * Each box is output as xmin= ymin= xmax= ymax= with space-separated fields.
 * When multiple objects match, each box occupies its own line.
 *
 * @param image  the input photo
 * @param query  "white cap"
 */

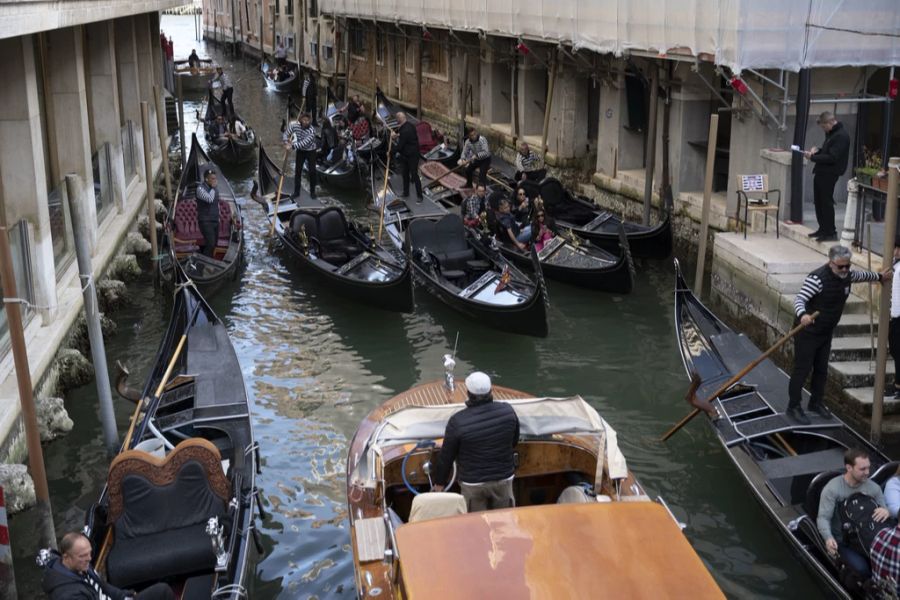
xmin=465 ymin=371 xmax=492 ymax=395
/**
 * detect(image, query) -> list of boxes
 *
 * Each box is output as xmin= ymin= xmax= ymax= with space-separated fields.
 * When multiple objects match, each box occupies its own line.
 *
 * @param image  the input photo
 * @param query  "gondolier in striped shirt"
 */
xmin=514 ymin=142 xmax=546 ymax=183
xmin=195 ymin=169 xmax=221 ymax=258
xmin=459 ymin=127 xmax=491 ymax=188
xmin=210 ymin=67 xmax=234 ymax=118
xmin=788 ymin=245 xmax=891 ymax=424
xmin=284 ymin=112 xmax=318 ymax=199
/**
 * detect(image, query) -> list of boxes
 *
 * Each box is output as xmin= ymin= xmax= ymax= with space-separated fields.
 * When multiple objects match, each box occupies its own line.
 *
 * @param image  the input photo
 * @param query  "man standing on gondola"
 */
xmin=210 ymin=67 xmax=234 ymax=118
xmin=392 ymin=111 xmax=423 ymax=201
xmin=195 ymin=169 xmax=221 ymax=258
xmin=788 ymin=245 xmax=890 ymax=424
xmin=284 ymin=112 xmax=318 ymax=199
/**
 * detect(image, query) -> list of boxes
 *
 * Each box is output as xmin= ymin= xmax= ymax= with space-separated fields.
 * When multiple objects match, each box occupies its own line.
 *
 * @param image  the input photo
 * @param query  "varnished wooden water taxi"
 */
xmin=346 ymin=361 xmax=723 ymax=599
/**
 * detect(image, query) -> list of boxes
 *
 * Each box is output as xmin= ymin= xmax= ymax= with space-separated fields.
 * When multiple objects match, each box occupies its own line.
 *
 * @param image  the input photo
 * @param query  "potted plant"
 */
xmin=855 ymin=146 xmax=882 ymax=186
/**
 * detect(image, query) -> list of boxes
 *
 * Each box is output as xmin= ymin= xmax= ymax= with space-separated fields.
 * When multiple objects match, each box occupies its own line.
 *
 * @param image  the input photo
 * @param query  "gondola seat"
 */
xmin=173 ymin=199 xmax=232 ymax=256
xmin=408 ymin=492 xmax=467 ymax=523
xmin=433 ymin=215 xmax=476 ymax=270
xmin=415 ymin=122 xmax=440 ymax=153
xmin=804 ymin=469 xmax=843 ymax=518
xmin=289 ymin=209 xmax=356 ymax=261
xmin=104 ymin=438 xmax=231 ymax=588
xmin=872 ymin=461 xmax=900 ymax=488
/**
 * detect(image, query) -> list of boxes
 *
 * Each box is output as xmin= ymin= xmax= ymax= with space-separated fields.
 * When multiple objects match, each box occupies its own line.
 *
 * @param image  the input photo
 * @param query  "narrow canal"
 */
xmin=10 ymin=15 xmax=823 ymax=599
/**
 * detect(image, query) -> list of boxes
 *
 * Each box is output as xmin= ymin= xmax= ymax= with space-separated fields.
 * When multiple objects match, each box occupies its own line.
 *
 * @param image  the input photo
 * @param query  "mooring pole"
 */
xmin=153 ymin=85 xmax=173 ymax=205
xmin=141 ymin=102 xmax=159 ymax=262
xmin=872 ymin=156 xmax=900 ymax=445
xmin=694 ymin=114 xmax=720 ymax=298
xmin=642 ymin=62 xmax=660 ymax=226
xmin=64 ymin=175 xmax=118 ymax=455
xmin=177 ymin=74 xmax=186 ymax=170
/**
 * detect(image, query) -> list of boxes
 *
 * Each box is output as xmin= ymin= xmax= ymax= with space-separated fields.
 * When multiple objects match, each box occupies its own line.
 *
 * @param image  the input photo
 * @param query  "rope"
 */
xmin=2 ymin=274 xmax=94 ymax=312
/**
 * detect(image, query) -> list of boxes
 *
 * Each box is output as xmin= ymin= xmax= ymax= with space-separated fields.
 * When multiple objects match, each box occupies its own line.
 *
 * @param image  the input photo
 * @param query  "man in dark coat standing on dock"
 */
xmin=433 ymin=371 xmax=520 ymax=512
xmin=788 ymin=245 xmax=890 ymax=424
xmin=195 ymin=169 xmax=221 ymax=258
xmin=391 ymin=111 xmax=423 ymax=201
xmin=804 ymin=111 xmax=850 ymax=242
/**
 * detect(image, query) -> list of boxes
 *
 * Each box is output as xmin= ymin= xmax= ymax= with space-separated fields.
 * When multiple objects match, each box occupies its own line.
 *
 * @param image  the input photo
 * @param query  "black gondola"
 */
xmin=673 ymin=259 xmax=894 ymax=599
xmin=257 ymin=147 xmax=413 ymax=312
xmin=254 ymin=144 xmax=327 ymax=211
xmin=159 ymin=134 xmax=244 ymax=294
xmin=518 ymin=177 xmax=672 ymax=260
xmin=75 ymin=264 xmax=258 ymax=599
xmin=203 ymin=90 xmax=258 ymax=165
xmin=374 ymin=88 xmax=460 ymax=167
xmin=261 ymin=62 xmax=299 ymax=92
xmin=374 ymin=163 xmax=548 ymax=336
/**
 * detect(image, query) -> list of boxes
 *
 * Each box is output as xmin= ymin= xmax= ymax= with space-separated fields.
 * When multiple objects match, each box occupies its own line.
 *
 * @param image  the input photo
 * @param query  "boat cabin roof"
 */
xmin=395 ymin=502 xmax=724 ymax=599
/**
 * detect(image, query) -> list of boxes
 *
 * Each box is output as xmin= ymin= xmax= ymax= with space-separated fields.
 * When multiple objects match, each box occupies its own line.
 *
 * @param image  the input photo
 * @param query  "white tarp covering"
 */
xmin=352 ymin=396 xmax=628 ymax=485
xmin=322 ymin=0 xmax=900 ymax=73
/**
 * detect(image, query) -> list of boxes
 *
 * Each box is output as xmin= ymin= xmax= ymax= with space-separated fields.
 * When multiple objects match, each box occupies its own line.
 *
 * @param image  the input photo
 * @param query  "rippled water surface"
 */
xmin=9 ymin=15 xmax=826 ymax=599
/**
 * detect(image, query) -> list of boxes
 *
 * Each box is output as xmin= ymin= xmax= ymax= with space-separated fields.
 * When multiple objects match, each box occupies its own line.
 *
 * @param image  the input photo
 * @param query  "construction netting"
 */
xmin=322 ymin=0 xmax=900 ymax=73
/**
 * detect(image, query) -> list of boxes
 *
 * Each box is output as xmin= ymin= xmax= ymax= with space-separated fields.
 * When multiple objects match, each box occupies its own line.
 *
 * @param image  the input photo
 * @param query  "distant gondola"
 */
xmin=174 ymin=57 xmax=217 ymax=93
xmin=374 ymin=164 xmax=548 ymax=336
xmin=261 ymin=62 xmax=299 ymax=92
xmin=61 ymin=263 xmax=259 ymax=600
xmin=203 ymin=90 xmax=258 ymax=165
xmin=516 ymin=177 xmax=673 ymax=260
xmin=375 ymin=87 xmax=460 ymax=167
xmin=673 ymin=259 xmax=894 ymax=599
xmin=159 ymin=134 xmax=244 ymax=295
xmin=255 ymin=147 xmax=413 ymax=312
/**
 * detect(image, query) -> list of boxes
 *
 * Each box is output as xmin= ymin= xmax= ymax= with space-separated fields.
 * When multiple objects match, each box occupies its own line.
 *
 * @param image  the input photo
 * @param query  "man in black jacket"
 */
xmin=788 ymin=245 xmax=890 ymax=424
xmin=42 ymin=531 xmax=175 ymax=599
xmin=804 ymin=111 xmax=850 ymax=241
xmin=391 ymin=111 xmax=423 ymax=200
xmin=433 ymin=371 xmax=520 ymax=511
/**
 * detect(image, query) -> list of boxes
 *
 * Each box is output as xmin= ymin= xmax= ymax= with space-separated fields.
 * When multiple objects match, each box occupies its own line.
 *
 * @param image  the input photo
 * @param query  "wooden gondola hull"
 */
xmin=207 ymin=138 xmax=258 ymax=165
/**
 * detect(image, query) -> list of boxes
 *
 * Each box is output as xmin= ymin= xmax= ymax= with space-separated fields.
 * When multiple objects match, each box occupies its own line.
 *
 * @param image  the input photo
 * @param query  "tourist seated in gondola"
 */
xmin=212 ymin=115 xmax=229 ymax=142
xmin=531 ymin=210 xmax=556 ymax=252
xmin=350 ymin=103 xmax=371 ymax=141
xmin=513 ymin=187 xmax=532 ymax=224
xmin=885 ymin=468 xmax=900 ymax=518
xmin=41 ymin=531 xmax=176 ymax=600
xmin=496 ymin=198 xmax=531 ymax=251
xmin=319 ymin=118 xmax=340 ymax=165
xmin=818 ymin=449 xmax=889 ymax=578
xmin=514 ymin=142 xmax=546 ymax=182
xmin=346 ymin=94 xmax=362 ymax=124
xmin=432 ymin=371 xmax=520 ymax=512
xmin=461 ymin=184 xmax=488 ymax=228
xmin=871 ymin=520 xmax=900 ymax=597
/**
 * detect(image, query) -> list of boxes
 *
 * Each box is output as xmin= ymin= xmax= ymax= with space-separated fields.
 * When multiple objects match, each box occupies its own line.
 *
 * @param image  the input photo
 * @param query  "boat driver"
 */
xmin=433 ymin=371 xmax=520 ymax=512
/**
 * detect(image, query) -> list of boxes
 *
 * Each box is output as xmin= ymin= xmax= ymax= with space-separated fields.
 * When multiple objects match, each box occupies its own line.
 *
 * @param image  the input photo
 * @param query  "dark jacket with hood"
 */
xmin=811 ymin=121 xmax=850 ymax=178
xmin=41 ymin=550 xmax=130 ymax=600
xmin=435 ymin=393 xmax=520 ymax=485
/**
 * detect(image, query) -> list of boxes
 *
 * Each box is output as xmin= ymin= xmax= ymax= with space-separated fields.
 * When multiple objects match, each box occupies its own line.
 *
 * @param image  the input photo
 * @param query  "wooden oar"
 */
xmin=487 ymin=172 xmax=513 ymax=191
xmin=376 ymin=133 xmax=395 ymax=243
xmin=424 ymin=162 xmax=465 ymax=189
xmin=268 ymin=147 xmax=293 ymax=237
xmin=661 ymin=310 xmax=820 ymax=442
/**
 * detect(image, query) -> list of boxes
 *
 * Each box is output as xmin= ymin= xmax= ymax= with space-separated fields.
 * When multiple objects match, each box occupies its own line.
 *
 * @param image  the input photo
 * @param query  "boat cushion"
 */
xmin=538 ymin=178 xmax=598 ymax=224
xmin=409 ymin=492 xmax=467 ymax=523
xmin=415 ymin=122 xmax=439 ymax=153
xmin=105 ymin=439 xmax=231 ymax=588
xmin=873 ymin=461 xmax=900 ymax=488
xmin=174 ymin=199 xmax=232 ymax=253
xmin=557 ymin=486 xmax=592 ymax=504
xmin=804 ymin=469 xmax=843 ymax=518
xmin=291 ymin=211 xmax=318 ymax=238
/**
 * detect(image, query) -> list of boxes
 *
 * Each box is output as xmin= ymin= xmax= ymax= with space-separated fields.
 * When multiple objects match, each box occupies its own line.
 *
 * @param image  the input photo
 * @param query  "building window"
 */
xmin=276 ymin=33 xmax=281 ymax=46
xmin=324 ymin=44 xmax=333 ymax=61
xmin=92 ymin=143 xmax=114 ymax=223
xmin=405 ymin=39 xmax=415 ymax=73
xmin=286 ymin=34 xmax=294 ymax=51
xmin=309 ymin=41 xmax=318 ymax=58
xmin=0 ymin=220 xmax=36 ymax=351
xmin=274 ymin=0 xmax=280 ymax=15
xmin=285 ymin=0 xmax=293 ymax=16
xmin=422 ymin=37 xmax=447 ymax=78
xmin=122 ymin=121 xmax=137 ymax=181
xmin=350 ymin=21 xmax=366 ymax=58
xmin=375 ymin=30 xmax=385 ymax=65
xmin=307 ymin=0 xmax=317 ymax=17
xmin=47 ymin=186 xmax=74 ymax=275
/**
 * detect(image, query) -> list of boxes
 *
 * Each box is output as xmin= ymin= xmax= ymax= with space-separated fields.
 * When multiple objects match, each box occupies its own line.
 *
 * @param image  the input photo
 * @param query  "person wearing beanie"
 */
xmin=433 ymin=371 xmax=520 ymax=511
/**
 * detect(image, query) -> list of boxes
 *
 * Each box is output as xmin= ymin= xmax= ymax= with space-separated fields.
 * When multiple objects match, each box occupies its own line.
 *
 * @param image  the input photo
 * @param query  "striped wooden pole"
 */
xmin=0 ymin=486 xmax=16 ymax=600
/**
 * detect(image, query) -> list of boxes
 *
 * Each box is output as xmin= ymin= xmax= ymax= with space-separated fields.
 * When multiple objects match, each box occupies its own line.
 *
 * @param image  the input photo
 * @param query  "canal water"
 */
xmin=9 ymin=15 xmax=824 ymax=599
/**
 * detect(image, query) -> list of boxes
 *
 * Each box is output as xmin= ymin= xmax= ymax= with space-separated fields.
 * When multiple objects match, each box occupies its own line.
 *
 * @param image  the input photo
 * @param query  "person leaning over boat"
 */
xmin=210 ymin=67 xmax=234 ymax=118
xmin=195 ymin=169 xmax=221 ymax=259
xmin=788 ymin=245 xmax=891 ymax=425
xmin=514 ymin=142 xmax=546 ymax=183
xmin=42 ymin=531 xmax=175 ymax=600
xmin=284 ymin=112 xmax=318 ymax=199
xmin=391 ymin=111 xmax=423 ymax=201
xmin=459 ymin=127 xmax=492 ymax=188
xmin=432 ymin=372 xmax=520 ymax=512
xmin=818 ymin=449 xmax=889 ymax=579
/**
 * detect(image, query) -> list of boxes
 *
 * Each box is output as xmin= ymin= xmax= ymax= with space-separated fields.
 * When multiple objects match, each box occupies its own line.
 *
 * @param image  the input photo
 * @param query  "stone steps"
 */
xmin=830 ymin=336 xmax=879 ymax=362
xmin=834 ymin=313 xmax=882 ymax=337
xmin=843 ymin=387 xmax=900 ymax=416
xmin=829 ymin=360 xmax=895 ymax=389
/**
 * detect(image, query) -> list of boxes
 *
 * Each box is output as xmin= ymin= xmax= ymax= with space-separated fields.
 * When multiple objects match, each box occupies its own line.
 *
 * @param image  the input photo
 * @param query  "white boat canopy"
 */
xmin=321 ymin=0 xmax=900 ymax=73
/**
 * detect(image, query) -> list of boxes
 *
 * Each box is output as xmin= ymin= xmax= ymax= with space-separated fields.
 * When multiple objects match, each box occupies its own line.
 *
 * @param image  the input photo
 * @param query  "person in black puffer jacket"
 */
xmin=433 ymin=371 xmax=520 ymax=512
xmin=804 ymin=111 xmax=850 ymax=241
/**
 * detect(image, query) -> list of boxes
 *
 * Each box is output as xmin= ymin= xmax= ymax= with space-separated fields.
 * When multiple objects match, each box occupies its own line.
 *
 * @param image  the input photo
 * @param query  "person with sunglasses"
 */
xmin=788 ymin=245 xmax=892 ymax=424
xmin=531 ymin=211 xmax=555 ymax=252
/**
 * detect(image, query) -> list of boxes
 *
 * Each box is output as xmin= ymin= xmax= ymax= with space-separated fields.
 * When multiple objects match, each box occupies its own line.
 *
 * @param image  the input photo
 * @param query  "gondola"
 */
xmin=419 ymin=160 xmax=635 ymax=293
xmin=375 ymin=87 xmax=461 ymax=166
xmin=373 ymin=163 xmax=548 ymax=336
xmin=50 ymin=262 xmax=260 ymax=599
xmin=203 ymin=90 xmax=258 ymax=165
xmin=256 ymin=147 xmax=413 ymax=312
xmin=673 ymin=259 xmax=895 ymax=599
xmin=159 ymin=133 xmax=244 ymax=294
xmin=346 ymin=359 xmax=723 ymax=599
xmin=261 ymin=61 xmax=299 ymax=92
xmin=516 ymin=177 xmax=673 ymax=260
xmin=174 ymin=58 xmax=217 ymax=93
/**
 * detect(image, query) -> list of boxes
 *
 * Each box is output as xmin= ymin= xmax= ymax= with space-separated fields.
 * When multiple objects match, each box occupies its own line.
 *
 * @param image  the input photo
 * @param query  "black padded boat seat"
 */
xmin=290 ymin=207 xmax=357 ymax=259
xmin=804 ymin=469 xmax=843 ymax=517
xmin=105 ymin=438 xmax=230 ymax=588
xmin=182 ymin=573 xmax=216 ymax=600
xmin=873 ymin=461 xmax=900 ymax=488
xmin=407 ymin=214 xmax=477 ymax=271
xmin=466 ymin=259 xmax=490 ymax=271
xmin=759 ymin=448 xmax=845 ymax=480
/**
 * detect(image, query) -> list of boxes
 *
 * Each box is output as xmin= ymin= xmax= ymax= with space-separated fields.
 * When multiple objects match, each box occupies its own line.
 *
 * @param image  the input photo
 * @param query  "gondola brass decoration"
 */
xmin=298 ymin=223 xmax=309 ymax=256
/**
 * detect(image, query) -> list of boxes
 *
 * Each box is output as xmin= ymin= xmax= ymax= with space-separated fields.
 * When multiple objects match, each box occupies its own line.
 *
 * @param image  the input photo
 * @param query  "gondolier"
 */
xmin=433 ymin=371 xmax=520 ymax=512
xmin=514 ymin=142 xmax=546 ymax=182
xmin=459 ymin=127 xmax=491 ymax=188
xmin=284 ymin=112 xmax=318 ymax=199
xmin=210 ymin=67 xmax=234 ymax=117
xmin=392 ymin=111 xmax=423 ymax=200
xmin=788 ymin=245 xmax=890 ymax=424
xmin=274 ymin=41 xmax=287 ymax=66
xmin=195 ymin=169 xmax=221 ymax=258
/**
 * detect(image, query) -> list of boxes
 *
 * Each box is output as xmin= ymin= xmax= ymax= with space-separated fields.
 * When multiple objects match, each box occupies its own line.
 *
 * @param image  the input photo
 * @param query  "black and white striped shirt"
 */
xmin=285 ymin=122 xmax=318 ymax=151
xmin=214 ymin=71 xmax=232 ymax=89
xmin=462 ymin=135 xmax=491 ymax=161
xmin=196 ymin=182 xmax=217 ymax=204
xmin=515 ymin=150 xmax=543 ymax=173
xmin=794 ymin=269 xmax=880 ymax=317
